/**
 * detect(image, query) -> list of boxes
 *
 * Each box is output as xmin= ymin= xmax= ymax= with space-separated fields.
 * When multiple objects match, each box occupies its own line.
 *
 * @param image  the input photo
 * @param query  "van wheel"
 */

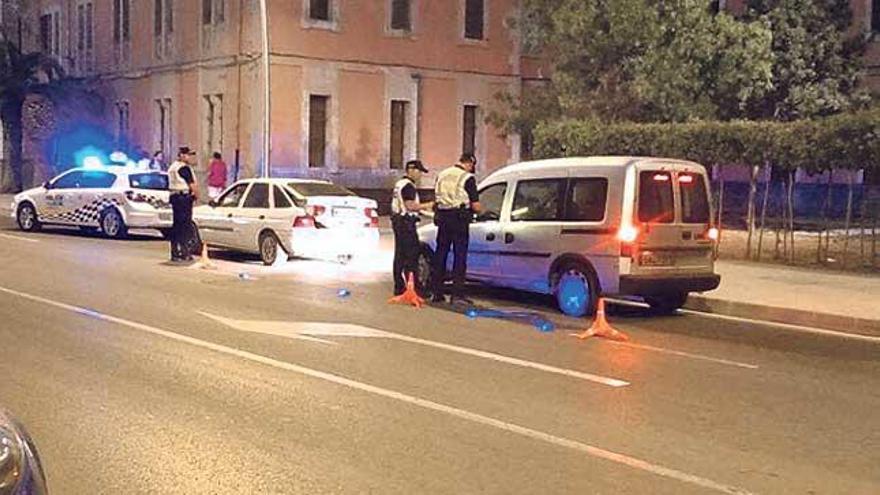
xmin=259 ymin=231 xmax=281 ymax=265
xmin=645 ymin=292 xmax=688 ymax=315
xmin=554 ymin=262 xmax=599 ymax=317
xmin=16 ymin=203 xmax=41 ymax=232
xmin=417 ymin=245 xmax=434 ymax=298
xmin=100 ymin=208 xmax=128 ymax=239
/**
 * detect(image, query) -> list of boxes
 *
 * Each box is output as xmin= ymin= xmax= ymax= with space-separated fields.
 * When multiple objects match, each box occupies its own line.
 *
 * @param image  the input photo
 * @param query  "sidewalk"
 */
xmin=687 ymin=260 xmax=880 ymax=337
xmin=0 ymin=194 xmax=13 ymax=217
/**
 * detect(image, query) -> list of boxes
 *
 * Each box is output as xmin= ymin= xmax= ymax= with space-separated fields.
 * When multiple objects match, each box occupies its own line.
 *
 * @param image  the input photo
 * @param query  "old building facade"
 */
xmin=17 ymin=0 xmax=536 ymax=191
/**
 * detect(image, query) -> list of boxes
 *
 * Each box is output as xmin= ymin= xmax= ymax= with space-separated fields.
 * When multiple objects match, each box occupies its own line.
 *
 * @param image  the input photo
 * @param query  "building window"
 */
xmin=156 ymin=98 xmax=172 ymax=159
xmin=155 ymin=0 xmax=173 ymax=59
xmin=114 ymin=0 xmax=130 ymax=43
xmin=310 ymin=0 xmax=331 ymax=21
xmin=309 ymin=95 xmax=329 ymax=168
xmin=873 ymin=0 xmax=880 ymax=32
xmin=464 ymin=0 xmax=484 ymax=40
xmin=462 ymin=105 xmax=478 ymax=155
xmin=203 ymin=0 xmax=224 ymax=25
xmin=76 ymin=2 xmax=94 ymax=73
xmin=390 ymin=0 xmax=411 ymax=31
xmin=203 ymin=94 xmax=224 ymax=158
xmin=116 ymin=101 xmax=130 ymax=143
xmin=39 ymin=11 xmax=61 ymax=59
xmin=390 ymin=100 xmax=408 ymax=169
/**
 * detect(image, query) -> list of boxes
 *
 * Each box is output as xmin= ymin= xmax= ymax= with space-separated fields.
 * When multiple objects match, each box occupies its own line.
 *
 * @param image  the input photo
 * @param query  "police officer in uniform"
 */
xmin=167 ymin=147 xmax=199 ymax=262
xmin=432 ymin=153 xmax=481 ymax=304
xmin=391 ymin=160 xmax=432 ymax=295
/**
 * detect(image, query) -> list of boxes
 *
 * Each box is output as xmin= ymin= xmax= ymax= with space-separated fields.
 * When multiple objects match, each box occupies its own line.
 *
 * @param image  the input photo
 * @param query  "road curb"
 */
xmin=685 ymin=295 xmax=880 ymax=338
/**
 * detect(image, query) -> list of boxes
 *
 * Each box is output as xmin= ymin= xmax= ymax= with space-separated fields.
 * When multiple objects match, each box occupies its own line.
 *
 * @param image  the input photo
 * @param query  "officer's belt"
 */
xmin=436 ymin=204 xmax=468 ymax=210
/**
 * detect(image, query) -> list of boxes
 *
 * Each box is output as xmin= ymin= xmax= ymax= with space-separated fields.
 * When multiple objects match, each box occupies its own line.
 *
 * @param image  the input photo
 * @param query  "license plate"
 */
xmin=640 ymin=251 xmax=673 ymax=266
xmin=332 ymin=206 xmax=356 ymax=217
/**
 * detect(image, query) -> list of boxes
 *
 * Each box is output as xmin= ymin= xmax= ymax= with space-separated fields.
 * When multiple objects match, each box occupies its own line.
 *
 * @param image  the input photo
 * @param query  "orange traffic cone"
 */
xmin=195 ymin=243 xmax=216 ymax=270
xmin=388 ymin=272 xmax=425 ymax=308
xmin=572 ymin=298 xmax=629 ymax=341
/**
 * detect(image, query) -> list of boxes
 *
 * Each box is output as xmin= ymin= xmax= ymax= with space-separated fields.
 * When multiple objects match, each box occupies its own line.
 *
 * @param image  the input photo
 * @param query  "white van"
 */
xmin=417 ymin=156 xmax=721 ymax=315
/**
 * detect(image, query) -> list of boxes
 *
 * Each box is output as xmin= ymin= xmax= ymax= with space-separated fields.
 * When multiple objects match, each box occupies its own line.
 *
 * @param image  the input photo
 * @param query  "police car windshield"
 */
xmin=287 ymin=182 xmax=355 ymax=197
xmin=129 ymin=173 xmax=169 ymax=191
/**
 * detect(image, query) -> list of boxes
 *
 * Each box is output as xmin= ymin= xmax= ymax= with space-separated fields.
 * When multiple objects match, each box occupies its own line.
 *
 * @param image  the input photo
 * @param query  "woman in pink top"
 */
xmin=207 ymin=152 xmax=228 ymax=199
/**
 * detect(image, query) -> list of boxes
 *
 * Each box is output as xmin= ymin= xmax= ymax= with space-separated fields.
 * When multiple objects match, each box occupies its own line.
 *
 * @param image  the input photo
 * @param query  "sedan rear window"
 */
xmin=288 ymin=182 xmax=355 ymax=197
xmin=129 ymin=173 xmax=168 ymax=191
xmin=638 ymin=171 xmax=674 ymax=223
xmin=680 ymin=173 xmax=710 ymax=223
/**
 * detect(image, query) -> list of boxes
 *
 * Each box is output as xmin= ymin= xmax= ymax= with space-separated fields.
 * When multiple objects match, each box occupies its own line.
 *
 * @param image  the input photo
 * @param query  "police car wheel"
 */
xmin=554 ymin=262 xmax=599 ymax=318
xmin=100 ymin=208 xmax=128 ymax=239
xmin=16 ymin=203 xmax=41 ymax=232
xmin=259 ymin=232 xmax=280 ymax=265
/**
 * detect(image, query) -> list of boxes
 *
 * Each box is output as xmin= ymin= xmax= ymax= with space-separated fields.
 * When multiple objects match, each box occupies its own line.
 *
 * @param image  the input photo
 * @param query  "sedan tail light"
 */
xmin=293 ymin=215 xmax=316 ymax=228
xmin=307 ymin=205 xmax=326 ymax=217
xmin=364 ymin=207 xmax=379 ymax=228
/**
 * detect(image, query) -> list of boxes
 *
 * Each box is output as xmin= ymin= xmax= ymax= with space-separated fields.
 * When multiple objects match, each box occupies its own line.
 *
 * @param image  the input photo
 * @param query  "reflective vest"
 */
xmin=167 ymin=161 xmax=190 ymax=192
xmin=391 ymin=178 xmax=420 ymax=217
xmin=434 ymin=165 xmax=473 ymax=209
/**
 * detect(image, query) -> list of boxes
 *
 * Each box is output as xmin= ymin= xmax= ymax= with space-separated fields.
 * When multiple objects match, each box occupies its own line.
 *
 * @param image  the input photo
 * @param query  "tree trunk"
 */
xmin=823 ymin=170 xmax=835 ymax=263
xmin=715 ymin=174 xmax=725 ymax=259
xmin=745 ymin=165 xmax=760 ymax=260
xmin=776 ymin=180 xmax=785 ymax=260
xmin=843 ymin=172 xmax=854 ymax=269
xmin=0 ymin=97 xmax=25 ymax=193
xmin=787 ymin=171 xmax=795 ymax=264
xmin=859 ymin=179 xmax=867 ymax=267
xmin=757 ymin=168 xmax=771 ymax=261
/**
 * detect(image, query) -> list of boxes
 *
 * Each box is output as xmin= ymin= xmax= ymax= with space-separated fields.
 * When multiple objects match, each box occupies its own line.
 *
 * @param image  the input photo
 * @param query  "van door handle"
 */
xmin=227 ymin=213 xmax=233 ymax=218
xmin=259 ymin=215 xmax=265 ymax=220
xmin=486 ymin=233 xmax=496 ymax=241
xmin=682 ymin=231 xmax=693 ymax=240
xmin=505 ymin=233 xmax=515 ymax=244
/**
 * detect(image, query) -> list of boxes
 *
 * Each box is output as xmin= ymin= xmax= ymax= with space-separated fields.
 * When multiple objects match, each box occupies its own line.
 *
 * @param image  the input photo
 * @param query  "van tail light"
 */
xmin=364 ymin=207 xmax=379 ymax=228
xmin=293 ymin=215 xmax=316 ymax=228
xmin=699 ymin=226 xmax=719 ymax=242
xmin=618 ymin=225 xmax=640 ymax=258
xmin=307 ymin=205 xmax=326 ymax=217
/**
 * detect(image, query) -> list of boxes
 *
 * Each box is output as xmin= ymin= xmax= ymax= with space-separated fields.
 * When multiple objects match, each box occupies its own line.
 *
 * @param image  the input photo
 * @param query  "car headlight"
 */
xmin=0 ymin=409 xmax=47 ymax=495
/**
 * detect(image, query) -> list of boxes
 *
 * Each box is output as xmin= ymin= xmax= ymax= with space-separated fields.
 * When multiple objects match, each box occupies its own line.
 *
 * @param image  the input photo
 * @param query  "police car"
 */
xmin=12 ymin=165 xmax=173 ymax=239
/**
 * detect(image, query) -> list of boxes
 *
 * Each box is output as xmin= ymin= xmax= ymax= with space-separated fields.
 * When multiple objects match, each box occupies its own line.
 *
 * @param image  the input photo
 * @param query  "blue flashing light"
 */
xmin=82 ymin=156 xmax=104 ymax=169
xmin=109 ymin=151 xmax=128 ymax=163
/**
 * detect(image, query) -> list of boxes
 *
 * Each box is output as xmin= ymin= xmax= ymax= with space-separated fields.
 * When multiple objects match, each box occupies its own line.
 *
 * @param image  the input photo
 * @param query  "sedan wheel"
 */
xmin=259 ymin=232 xmax=280 ymax=265
xmin=100 ymin=209 xmax=127 ymax=239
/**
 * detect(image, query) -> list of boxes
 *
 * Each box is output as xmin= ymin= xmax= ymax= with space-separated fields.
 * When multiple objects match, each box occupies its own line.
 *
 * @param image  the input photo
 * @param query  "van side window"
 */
xmin=565 ymin=178 xmax=608 ymax=222
xmin=679 ymin=173 xmax=710 ymax=223
xmin=638 ymin=171 xmax=674 ymax=223
xmin=476 ymin=183 xmax=506 ymax=222
xmin=511 ymin=179 xmax=566 ymax=222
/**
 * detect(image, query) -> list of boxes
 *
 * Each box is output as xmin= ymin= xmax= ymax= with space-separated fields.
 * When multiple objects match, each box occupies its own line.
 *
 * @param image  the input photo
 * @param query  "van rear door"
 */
xmin=631 ymin=164 xmax=714 ymax=276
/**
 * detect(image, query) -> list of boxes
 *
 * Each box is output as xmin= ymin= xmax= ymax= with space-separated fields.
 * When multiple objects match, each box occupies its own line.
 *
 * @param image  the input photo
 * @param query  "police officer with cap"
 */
xmin=391 ymin=160 xmax=433 ymax=295
xmin=431 ymin=153 xmax=481 ymax=304
xmin=167 ymin=147 xmax=199 ymax=262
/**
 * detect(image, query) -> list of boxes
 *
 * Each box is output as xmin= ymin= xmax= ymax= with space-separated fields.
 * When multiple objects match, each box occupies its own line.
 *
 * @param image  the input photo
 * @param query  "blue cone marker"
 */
xmin=465 ymin=308 xmax=479 ymax=319
xmin=337 ymin=288 xmax=351 ymax=298
xmin=238 ymin=272 xmax=251 ymax=281
xmin=535 ymin=319 xmax=555 ymax=333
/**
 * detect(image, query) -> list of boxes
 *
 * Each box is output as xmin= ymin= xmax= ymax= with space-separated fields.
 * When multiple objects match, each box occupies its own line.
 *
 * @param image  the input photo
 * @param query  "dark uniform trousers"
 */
xmin=170 ymin=192 xmax=194 ymax=259
xmin=432 ymin=208 xmax=471 ymax=298
xmin=391 ymin=214 xmax=420 ymax=295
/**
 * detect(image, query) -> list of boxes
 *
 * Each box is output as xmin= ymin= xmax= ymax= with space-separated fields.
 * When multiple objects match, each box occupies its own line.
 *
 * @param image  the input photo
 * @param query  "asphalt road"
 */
xmin=0 ymin=218 xmax=878 ymax=494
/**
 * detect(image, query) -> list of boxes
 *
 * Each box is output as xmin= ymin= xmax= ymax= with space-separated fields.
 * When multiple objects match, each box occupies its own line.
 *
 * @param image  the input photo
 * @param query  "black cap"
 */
xmin=459 ymin=153 xmax=477 ymax=165
xmin=405 ymin=160 xmax=428 ymax=173
xmin=178 ymin=146 xmax=195 ymax=156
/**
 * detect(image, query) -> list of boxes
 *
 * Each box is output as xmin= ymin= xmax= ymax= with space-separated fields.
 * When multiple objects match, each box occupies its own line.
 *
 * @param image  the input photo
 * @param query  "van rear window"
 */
xmin=680 ymin=173 xmax=710 ymax=223
xmin=638 ymin=171 xmax=674 ymax=223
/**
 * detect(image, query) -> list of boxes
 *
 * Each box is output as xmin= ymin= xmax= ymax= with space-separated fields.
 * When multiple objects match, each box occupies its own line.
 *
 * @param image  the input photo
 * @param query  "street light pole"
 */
xmin=258 ymin=0 xmax=271 ymax=177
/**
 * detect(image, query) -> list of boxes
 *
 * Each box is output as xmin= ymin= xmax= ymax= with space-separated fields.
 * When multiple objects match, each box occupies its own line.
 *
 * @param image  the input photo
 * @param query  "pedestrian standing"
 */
xmin=149 ymin=150 xmax=166 ymax=171
xmin=391 ymin=160 xmax=433 ymax=295
xmin=167 ymin=147 xmax=199 ymax=262
xmin=431 ymin=153 xmax=481 ymax=304
xmin=207 ymin=151 xmax=227 ymax=199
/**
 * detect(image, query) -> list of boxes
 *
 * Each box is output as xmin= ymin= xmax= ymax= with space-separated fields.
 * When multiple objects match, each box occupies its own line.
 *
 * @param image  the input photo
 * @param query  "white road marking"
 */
xmin=607 ymin=341 xmax=760 ymax=370
xmin=0 ymin=285 xmax=752 ymax=495
xmin=199 ymin=312 xmax=630 ymax=388
xmin=680 ymin=308 xmax=880 ymax=344
xmin=0 ymin=232 xmax=39 ymax=243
